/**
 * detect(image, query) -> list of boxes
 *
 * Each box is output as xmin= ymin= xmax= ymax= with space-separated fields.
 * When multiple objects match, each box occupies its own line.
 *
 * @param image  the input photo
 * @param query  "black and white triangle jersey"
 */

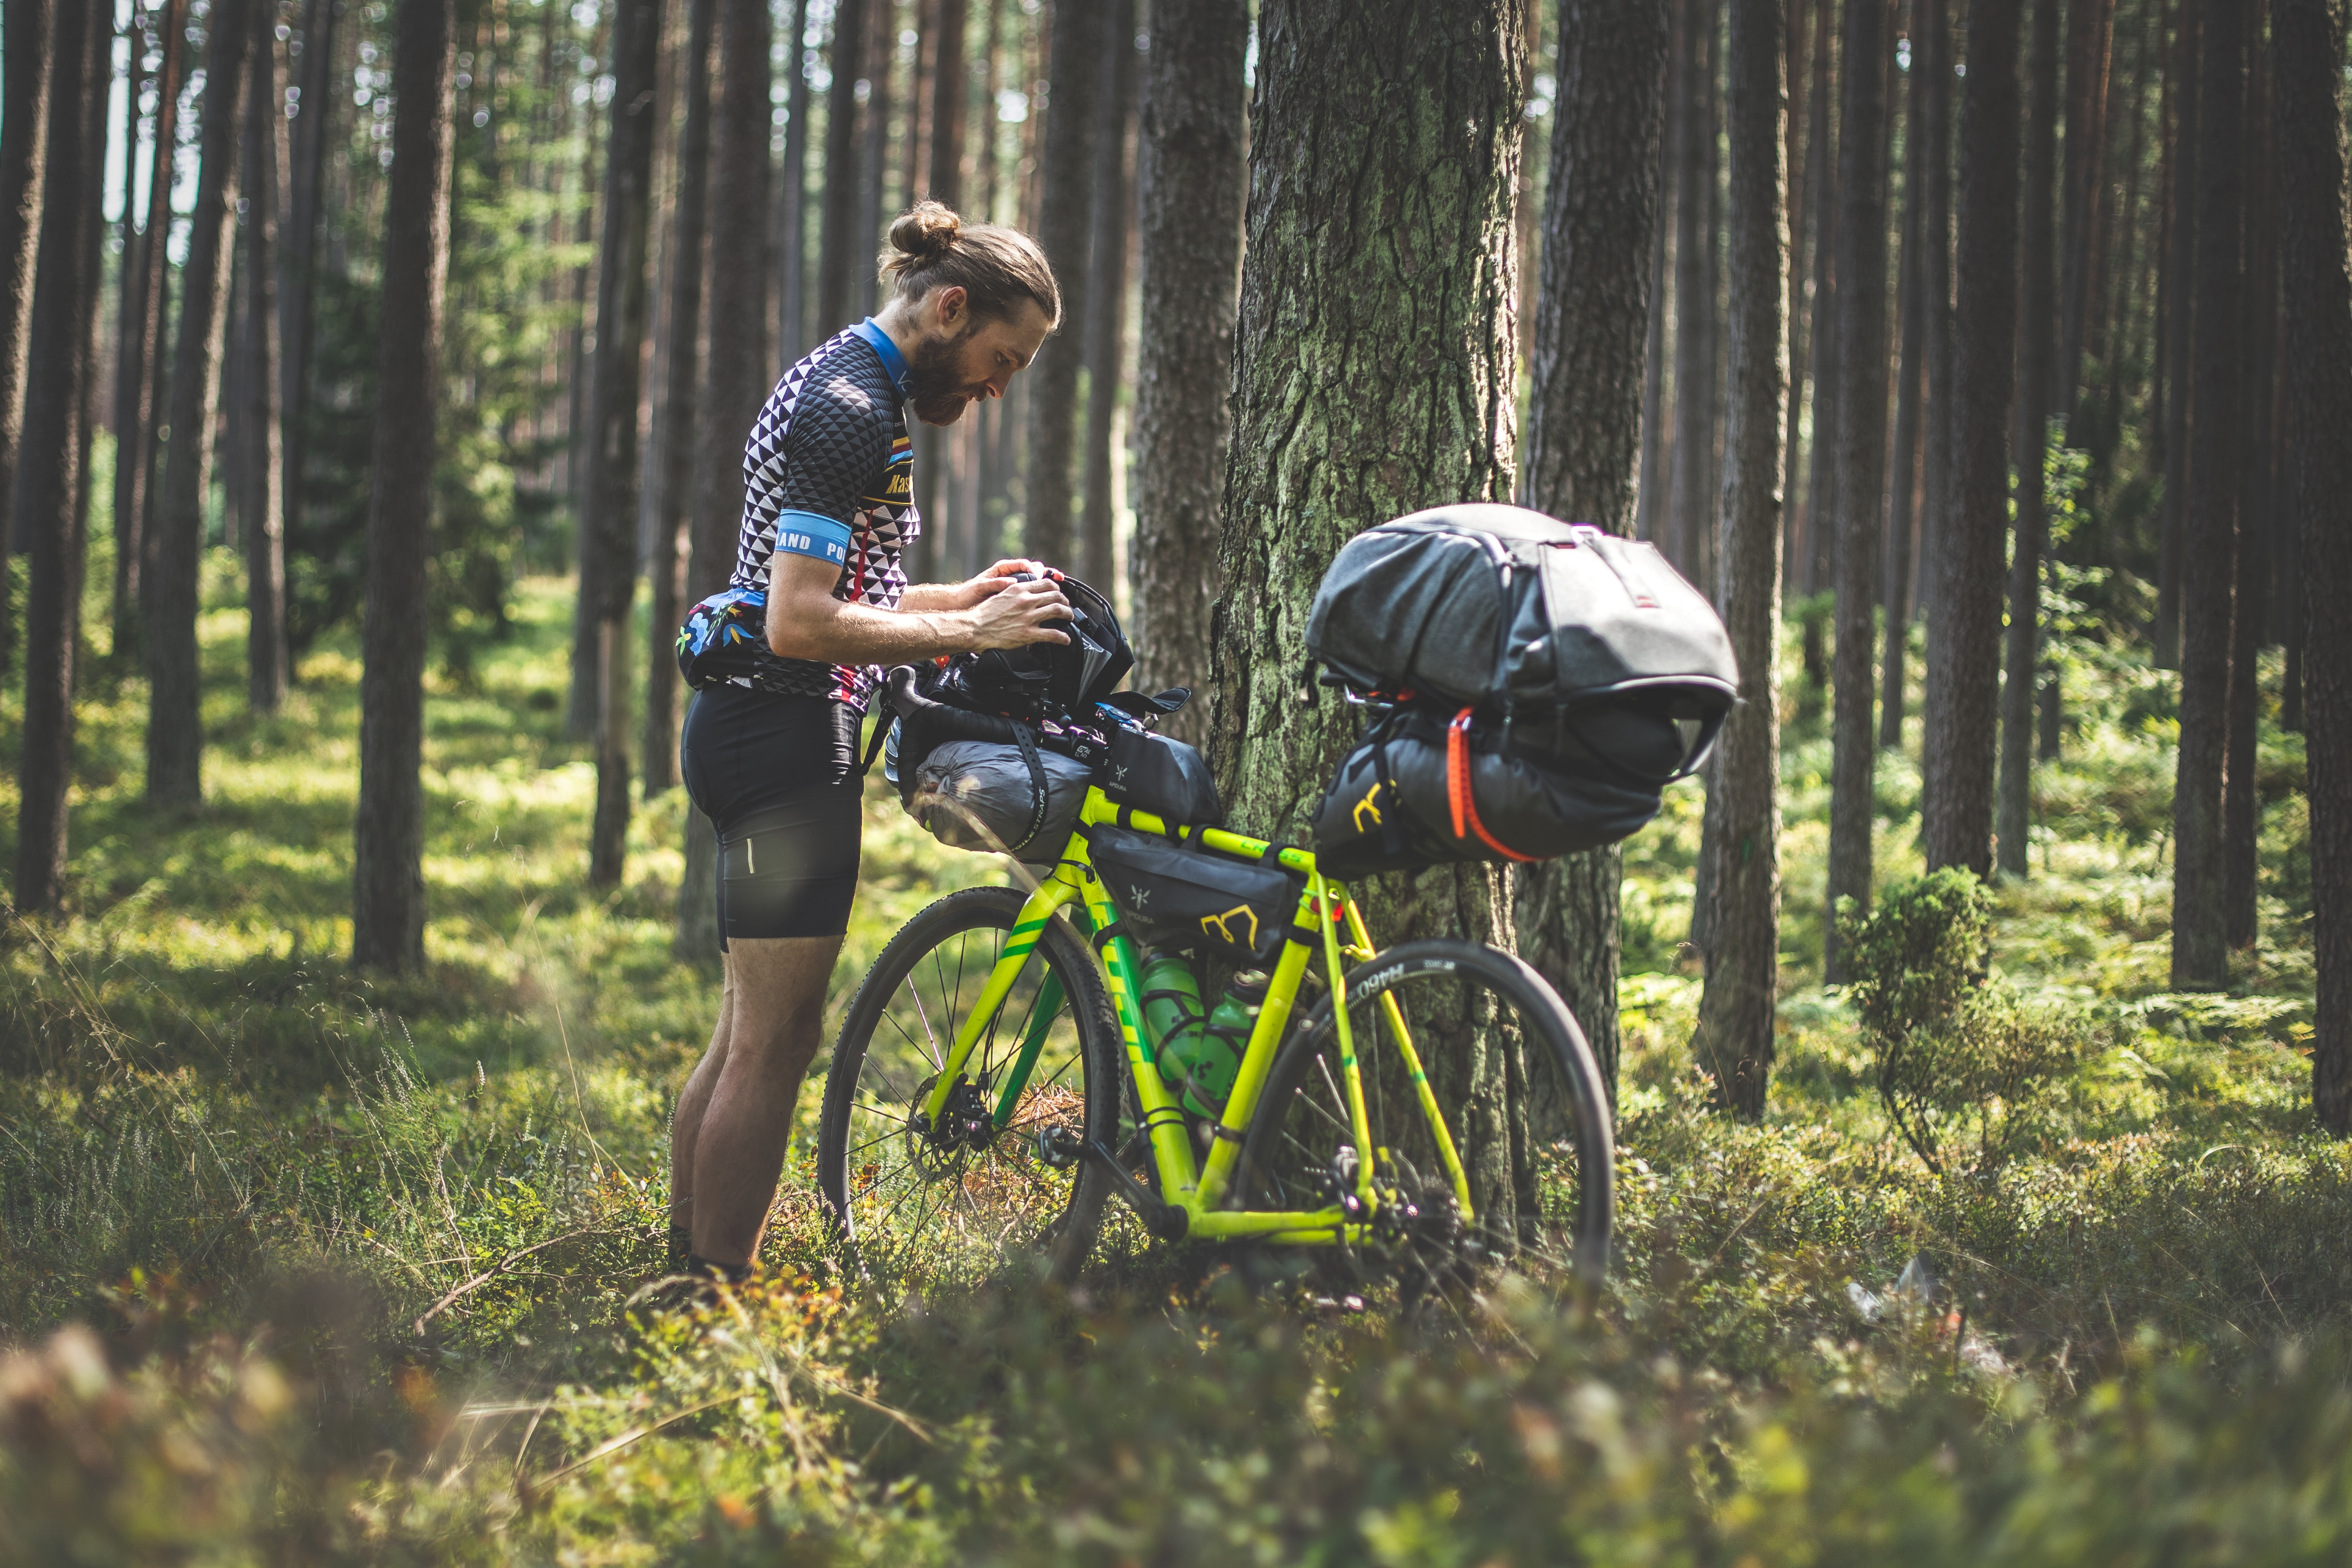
xmin=725 ymin=319 xmax=921 ymax=713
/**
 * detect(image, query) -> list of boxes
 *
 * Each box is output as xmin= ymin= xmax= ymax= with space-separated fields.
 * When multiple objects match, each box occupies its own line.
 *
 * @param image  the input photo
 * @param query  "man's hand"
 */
xmin=964 ymin=573 xmax=1071 ymax=650
xmin=939 ymin=557 xmax=1057 ymax=611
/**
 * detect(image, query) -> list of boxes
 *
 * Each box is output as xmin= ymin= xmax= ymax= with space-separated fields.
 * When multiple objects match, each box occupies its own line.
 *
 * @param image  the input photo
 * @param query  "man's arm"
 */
xmin=765 ymin=554 xmax=1070 ymax=663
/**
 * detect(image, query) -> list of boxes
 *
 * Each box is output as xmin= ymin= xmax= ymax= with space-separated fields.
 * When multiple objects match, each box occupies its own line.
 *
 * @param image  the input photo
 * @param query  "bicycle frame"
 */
xmin=911 ymin=787 xmax=1476 ymax=1244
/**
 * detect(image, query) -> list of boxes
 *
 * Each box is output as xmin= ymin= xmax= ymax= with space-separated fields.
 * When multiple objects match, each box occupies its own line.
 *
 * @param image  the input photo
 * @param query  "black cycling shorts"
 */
xmin=679 ymin=684 xmax=864 ymax=945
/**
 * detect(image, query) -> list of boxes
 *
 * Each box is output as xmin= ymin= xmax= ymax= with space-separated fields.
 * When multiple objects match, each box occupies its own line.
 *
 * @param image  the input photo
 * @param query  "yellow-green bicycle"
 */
xmin=815 ymin=732 xmax=1614 ymax=1306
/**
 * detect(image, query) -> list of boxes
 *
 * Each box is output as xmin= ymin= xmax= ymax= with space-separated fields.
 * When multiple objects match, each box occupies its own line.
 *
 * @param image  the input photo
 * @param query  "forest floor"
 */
xmin=1 ymin=556 xmax=2345 ymax=1563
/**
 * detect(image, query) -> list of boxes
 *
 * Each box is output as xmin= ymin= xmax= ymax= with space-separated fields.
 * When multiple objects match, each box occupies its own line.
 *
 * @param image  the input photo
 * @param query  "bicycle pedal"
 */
xmin=1035 ymin=1124 xmax=1085 ymax=1170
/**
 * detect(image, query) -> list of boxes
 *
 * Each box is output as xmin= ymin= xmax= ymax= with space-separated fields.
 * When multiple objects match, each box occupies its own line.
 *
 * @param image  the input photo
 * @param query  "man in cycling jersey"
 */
xmin=667 ymin=202 xmax=1069 ymax=1282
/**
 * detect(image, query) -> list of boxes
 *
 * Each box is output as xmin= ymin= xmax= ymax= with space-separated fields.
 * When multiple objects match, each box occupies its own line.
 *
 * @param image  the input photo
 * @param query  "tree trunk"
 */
xmin=1999 ymin=0 xmax=2060 ymax=881
xmin=352 ymin=0 xmax=457 ymax=973
xmin=678 ymin=0 xmax=772 ymax=963
xmin=2274 ymin=0 xmax=2352 ymax=1128
xmin=1078 ymin=0 xmax=1136 ymax=591
xmin=2171 ymin=0 xmax=2242 ymax=990
xmin=147 ymin=0 xmax=256 ymax=809
xmin=645 ymin=0 xmax=716 ymax=796
xmin=2224 ymin=37 xmax=2276 ymax=953
xmin=1696 ymin=0 xmax=1784 ymax=1120
xmin=1668 ymin=0 xmax=1711 ymax=584
xmin=1880 ymin=15 xmax=1927 ymax=752
xmin=1519 ymin=0 xmax=1669 ymax=1099
xmin=856 ymin=0 xmax=893 ymax=320
xmin=1634 ymin=155 xmax=1670 ymax=544
xmin=930 ymin=0 xmax=968 ymax=206
xmin=0 ymin=0 xmax=50 ymax=601
xmin=911 ymin=0 xmax=967 ymax=582
xmin=2156 ymin=0 xmax=2198 ymax=671
xmin=816 ymin=0 xmax=867 ymax=334
xmin=117 ymin=1 xmax=187 ymax=659
xmin=1131 ymin=0 xmax=1247 ymax=745
xmin=1800 ymin=0 xmax=1840 ymax=598
xmin=581 ymin=0 xmax=663 ymax=889
xmin=241 ymin=3 xmax=289 ymax=712
xmin=1020 ymin=0 xmax=1103 ymax=567
xmin=1913 ymin=0 xmax=1953 ymax=793
xmin=2057 ymin=0 xmax=2115 ymax=424
xmin=1781 ymin=0 xmax=1809 ymax=594
xmin=1210 ymin=0 xmax=1530 ymax=1226
xmin=1921 ymin=0 xmax=2021 ymax=878
xmin=9 ymin=0 xmax=96 ymax=913
xmin=280 ymin=0 xmax=334 ymax=622
xmin=1822 ymin=0 xmax=1890 ymax=981
xmin=777 ymin=0 xmax=812 ymax=363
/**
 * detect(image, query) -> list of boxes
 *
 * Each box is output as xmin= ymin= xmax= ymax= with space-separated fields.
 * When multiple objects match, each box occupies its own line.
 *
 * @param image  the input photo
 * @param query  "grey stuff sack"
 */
xmin=1305 ymin=503 xmax=1739 ymax=755
xmin=906 ymin=739 xmax=1092 ymax=862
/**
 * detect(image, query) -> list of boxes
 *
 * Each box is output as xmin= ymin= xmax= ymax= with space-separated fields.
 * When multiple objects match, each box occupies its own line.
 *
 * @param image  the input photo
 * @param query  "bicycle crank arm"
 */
xmin=1038 ymin=1128 xmax=1189 ymax=1241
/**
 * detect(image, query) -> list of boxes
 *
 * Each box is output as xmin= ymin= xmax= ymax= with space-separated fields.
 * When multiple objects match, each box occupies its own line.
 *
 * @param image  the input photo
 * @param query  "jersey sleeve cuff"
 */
xmin=772 ymin=510 xmax=853 ymax=566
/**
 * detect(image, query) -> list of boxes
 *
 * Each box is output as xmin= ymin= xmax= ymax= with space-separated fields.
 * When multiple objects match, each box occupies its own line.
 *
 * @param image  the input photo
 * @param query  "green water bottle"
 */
xmin=1138 ymin=951 xmax=1208 ymax=1097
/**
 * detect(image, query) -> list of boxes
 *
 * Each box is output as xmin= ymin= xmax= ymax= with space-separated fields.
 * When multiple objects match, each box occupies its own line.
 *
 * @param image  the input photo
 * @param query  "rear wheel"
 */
xmin=1236 ymin=939 xmax=1614 ymax=1312
xmin=817 ymin=885 xmax=1122 ymax=1292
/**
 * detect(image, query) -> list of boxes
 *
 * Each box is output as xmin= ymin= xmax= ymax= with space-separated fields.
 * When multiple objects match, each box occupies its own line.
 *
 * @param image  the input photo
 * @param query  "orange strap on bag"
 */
xmin=1446 ymin=708 xmax=1539 ymax=862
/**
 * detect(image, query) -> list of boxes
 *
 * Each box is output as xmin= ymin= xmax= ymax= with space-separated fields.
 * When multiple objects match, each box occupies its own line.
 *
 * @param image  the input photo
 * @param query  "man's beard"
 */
xmin=906 ymin=327 xmax=981 ymax=426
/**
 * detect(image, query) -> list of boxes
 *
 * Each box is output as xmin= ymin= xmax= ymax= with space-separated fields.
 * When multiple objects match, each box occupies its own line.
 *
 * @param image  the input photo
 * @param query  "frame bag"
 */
xmin=1090 ymin=826 xmax=1303 ymax=966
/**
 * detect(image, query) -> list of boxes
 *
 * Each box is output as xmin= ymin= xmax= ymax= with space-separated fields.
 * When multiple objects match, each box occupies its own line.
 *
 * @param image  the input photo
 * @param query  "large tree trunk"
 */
xmin=147 ymin=0 xmax=256 ymax=808
xmin=678 ymin=0 xmax=772 ymax=963
xmin=1800 ymin=0 xmax=1840 ymax=599
xmin=1078 ymin=0 xmax=1136 ymax=590
xmin=855 ymin=0 xmax=892 ymax=320
xmin=2155 ymin=0 xmax=2199 ymax=671
xmin=1518 ymin=0 xmax=1669 ymax=1100
xmin=117 ymin=1 xmax=187 ymax=659
xmin=2171 ymin=0 xmax=2243 ymax=990
xmin=1821 ymin=0 xmax=1890 ymax=981
xmin=1921 ymin=0 xmax=2021 ymax=877
xmin=1879 ymin=42 xmax=1924 ymax=754
xmin=2057 ymin=0 xmax=2115 ymax=424
xmin=1130 ymin=0 xmax=1247 ymax=744
xmin=2224 ymin=38 xmax=2276 ymax=953
xmin=9 ymin=0 xmax=96 ymax=913
xmin=910 ymin=0 xmax=966 ymax=583
xmin=353 ymin=0 xmax=457 ymax=973
xmin=0 ymin=0 xmax=51 ymax=624
xmin=1999 ymin=0 xmax=2061 ymax=881
xmin=280 ymin=0 xmax=334 ymax=629
xmin=1020 ymin=0 xmax=1103 ymax=567
xmin=1913 ymin=0 xmax=1953 ymax=786
xmin=645 ymin=0 xmax=716 ymax=796
xmin=815 ymin=0 xmax=866 ymax=334
xmin=1780 ymin=0 xmax=1809 ymax=594
xmin=241 ymin=4 xmax=289 ymax=712
xmin=778 ymin=0 xmax=812 ymax=362
xmin=581 ymin=0 xmax=663 ymax=889
xmin=1667 ymin=0 xmax=1712 ymax=584
xmin=1696 ymin=0 xmax=1784 ymax=1119
xmin=2274 ymin=0 xmax=2352 ymax=1129
xmin=1210 ymin=0 xmax=1530 ymax=1226
xmin=929 ymin=0 xmax=968 ymax=206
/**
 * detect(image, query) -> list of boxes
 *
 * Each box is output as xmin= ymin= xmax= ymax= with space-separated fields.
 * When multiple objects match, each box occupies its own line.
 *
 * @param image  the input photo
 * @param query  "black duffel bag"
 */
xmin=1090 ymin=826 xmax=1305 ymax=966
xmin=1305 ymin=502 xmax=1738 ymax=773
xmin=1309 ymin=703 xmax=1679 ymax=878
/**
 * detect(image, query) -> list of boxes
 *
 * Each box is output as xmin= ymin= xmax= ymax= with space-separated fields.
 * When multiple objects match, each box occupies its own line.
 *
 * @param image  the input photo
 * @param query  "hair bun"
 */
xmin=889 ymin=200 xmax=961 ymax=262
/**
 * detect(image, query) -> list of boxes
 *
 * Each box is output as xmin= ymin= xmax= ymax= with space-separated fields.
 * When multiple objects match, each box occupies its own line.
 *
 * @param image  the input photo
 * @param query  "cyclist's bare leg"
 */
xmin=667 ymin=953 xmax=735 ymax=1233
xmin=679 ymin=936 xmax=843 ymax=1268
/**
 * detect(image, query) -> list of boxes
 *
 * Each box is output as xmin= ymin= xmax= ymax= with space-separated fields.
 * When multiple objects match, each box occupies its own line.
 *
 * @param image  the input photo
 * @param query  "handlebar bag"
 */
xmin=1098 ymin=727 xmax=1224 ymax=826
xmin=1309 ymin=704 xmax=1674 ymax=878
xmin=1089 ymin=826 xmax=1304 ymax=966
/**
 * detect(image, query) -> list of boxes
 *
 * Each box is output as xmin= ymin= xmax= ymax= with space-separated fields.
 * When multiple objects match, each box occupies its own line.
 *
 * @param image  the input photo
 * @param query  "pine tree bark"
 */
xmin=2000 ymin=0 xmax=2061 ymax=881
xmin=1131 ymin=0 xmax=1247 ymax=747
xmin=1781 ymin=0 xmax=1809 ymax=594
xmin=1210 ymin=0 xmax=1531 ymax=1225
xmin=241 ymin=5 xmax=289 ymax=711
xmin=1913 ymin=0 xmax=1953 ymax=783
xmin=1880 ymin=19 xmax=1927 ymax=752
xmin=1666 ymin=0 xmax=1716 ymax=586
xmin=1519 ymin=0 xmax=1669 ymax=1099
xmin=581 ymin=0 xmax=663 ymax=889
xmin=645 ymin=0 xmax=715 ymax=796
xmin=815 ymin=0 xmax=866 ymax=334
xmin=1078 ymin=0 xmax=1136 ymax=590
xmin=1020 ymin=0 xmax=1102 ymax=567
xmin=678 ymin=0 xmax=772 ymax=962
xmin=1694 ymin=0 xmax=1785 ymax=1119
xmin=778 ymin=0 xmax=812 ymax=362
xmin=910 ymin=0 xmax=966 ymax=580
xmin=1921 ymin=0 xmax=2021 ymax=877
xmin=854 ymin=0 xmax=893 ymax=320
xmin=1822 ymin=0 xmax=1890 ymax=980
xmin=2274 ymin=0 xmax=2352 ymax=1129
xmin=10 ymin=0 xmax=96 ymax=913
xmin=115 ymin=1 xmax=184 ymax=657
xmin=280 ymin=0 xmax=334 ymax=602
xmin=1801 ymin=1 xmax=1840 ymax=598
xmin=929 ymin=0 xmax=968 ymax=206
xmin=0 ymin=0 xmax=51 ymax=617
xmin=2171 ymin=0 xmax=2242 ymax=990
xmin=148 ymin=0 xmax=256 ymax=808
xmin=2156 ymin=0 xmax=2198 ymax=671
xmin=2224 ymin=40 xmax=2277 ymax=953
xmin=353 ymin=0 xmax=457 ymax=973
xmin=2057 ymin=0 xmax=2115 ymax=423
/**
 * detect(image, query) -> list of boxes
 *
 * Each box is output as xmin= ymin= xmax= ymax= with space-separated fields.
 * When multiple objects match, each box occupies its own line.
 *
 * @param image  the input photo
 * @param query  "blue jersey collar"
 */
xmin=851 ymin=318 xmax=912 ymax=402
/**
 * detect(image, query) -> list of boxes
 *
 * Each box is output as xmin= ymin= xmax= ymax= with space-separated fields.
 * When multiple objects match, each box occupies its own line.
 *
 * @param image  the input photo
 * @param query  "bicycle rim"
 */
xmin=1237 ymin=939 xmax=1614 ymax=1314
xmin=817 ymin=885 xmax=1119 ymax=1292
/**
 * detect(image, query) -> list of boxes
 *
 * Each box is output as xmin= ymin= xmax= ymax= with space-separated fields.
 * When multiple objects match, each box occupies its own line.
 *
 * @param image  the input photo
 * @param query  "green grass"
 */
xmin=2 ymin=553 xmax=2342 ymax=1563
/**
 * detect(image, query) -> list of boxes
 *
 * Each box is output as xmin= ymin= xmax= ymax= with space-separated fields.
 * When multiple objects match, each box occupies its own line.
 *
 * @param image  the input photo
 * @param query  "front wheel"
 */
xmin=1236 ymin=939 xmax=1614 ymax=1302
xmin=816 ymin=885 xmax=1123 ymax=1292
